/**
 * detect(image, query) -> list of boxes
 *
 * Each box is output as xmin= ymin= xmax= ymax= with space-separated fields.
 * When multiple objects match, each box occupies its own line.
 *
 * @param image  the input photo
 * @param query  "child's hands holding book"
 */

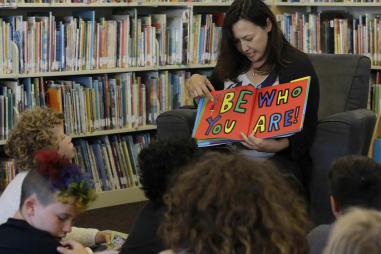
xmin=240 ymin=132 xmax=290 ymax=153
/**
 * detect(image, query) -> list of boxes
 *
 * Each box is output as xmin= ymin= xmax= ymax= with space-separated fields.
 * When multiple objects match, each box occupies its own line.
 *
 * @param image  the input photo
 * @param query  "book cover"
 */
xmin=192 ymin=76 xmax=311 ymax=147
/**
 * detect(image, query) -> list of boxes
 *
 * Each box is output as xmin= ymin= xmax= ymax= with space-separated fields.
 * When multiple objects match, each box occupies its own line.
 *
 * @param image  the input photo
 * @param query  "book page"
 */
xmin=192 ymin=85 xmax=256 ymax=146
xmin=248 ymin=76 xmax=311 ymax=139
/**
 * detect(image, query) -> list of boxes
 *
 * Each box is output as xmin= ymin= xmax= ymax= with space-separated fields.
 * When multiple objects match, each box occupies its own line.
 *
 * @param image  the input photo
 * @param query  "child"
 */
xmin=308 ymin=155 xmax=381 ymax=254
xmin=0 ymin=107 xmax=110 ymax=246
xmin=323 ymin=208 xmax=381 ymax=254
xmin=120 ymin=139 xmax=200 ymax=254
xmin=159 ymin=152 xmax=310 ymax=254
xmin=0 ymin=150 xmax=96 ymax=254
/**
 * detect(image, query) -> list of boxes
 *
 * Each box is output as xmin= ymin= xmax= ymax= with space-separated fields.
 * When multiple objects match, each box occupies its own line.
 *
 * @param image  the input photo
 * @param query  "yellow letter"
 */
xmin=224 ymin=120 xmax=236 ymax=134
xmin=220 ymin=92 xmax=235 ymax=114
xmin=277 ymin=89 xmax=289 ymax=105
xmin=252 ymin=115 xmax=266 ymax=134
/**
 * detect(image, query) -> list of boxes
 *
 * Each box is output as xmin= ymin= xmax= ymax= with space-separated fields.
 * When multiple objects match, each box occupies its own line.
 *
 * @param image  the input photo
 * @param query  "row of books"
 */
xmin=0 ymin=10 xmax=223 ymax=74
xmin=0 ymin=132 xmax=150 ymax=193
xmin=0 ymin=160 xmax=15 ymax=193
xmin=278 ymin=0 xmax=381 ymax=3
xmin=370 ymin=71 xmax=381 ymax=114
xmin=277 ymin=12 xmax=381 ymax=65
xmin=0 ymin=0 xmax=231 ymax=4
xmin=0 ymin=70 xmax=192 ymax=139
xmin=73 ymin=133 xmax=150 ymax=192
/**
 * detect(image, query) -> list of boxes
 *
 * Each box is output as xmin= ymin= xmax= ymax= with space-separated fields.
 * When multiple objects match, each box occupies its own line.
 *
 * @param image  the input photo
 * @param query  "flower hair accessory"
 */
xmin=34 ymin=150 xmax=96 ymax=210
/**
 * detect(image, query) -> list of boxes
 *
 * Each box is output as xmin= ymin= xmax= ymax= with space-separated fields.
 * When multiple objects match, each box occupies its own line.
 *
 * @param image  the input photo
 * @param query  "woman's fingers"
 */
xmin=189 ymin=75 xmax=215 ymax=101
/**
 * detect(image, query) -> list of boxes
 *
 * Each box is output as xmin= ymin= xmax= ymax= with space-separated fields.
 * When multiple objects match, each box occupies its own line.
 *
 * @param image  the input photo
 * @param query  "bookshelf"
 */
xmin=0 ymin=0 xmax=232 ymax=207
xmin=0 ymin=64 xmax=216 ymax=79
xmin=88 ymin=186 xmax=146 ymax=210
xmin=272 ymin=0 xmax=381 ymax=112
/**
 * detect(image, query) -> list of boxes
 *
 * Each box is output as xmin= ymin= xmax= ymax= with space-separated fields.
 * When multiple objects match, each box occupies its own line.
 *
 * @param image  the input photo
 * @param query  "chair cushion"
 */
xmin=308 ymin=54 xmax=371 ymax=120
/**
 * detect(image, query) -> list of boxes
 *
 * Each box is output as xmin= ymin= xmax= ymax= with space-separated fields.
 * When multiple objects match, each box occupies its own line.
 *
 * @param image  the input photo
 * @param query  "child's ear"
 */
xmin=23 ymin=195 xmax=38 ymax=217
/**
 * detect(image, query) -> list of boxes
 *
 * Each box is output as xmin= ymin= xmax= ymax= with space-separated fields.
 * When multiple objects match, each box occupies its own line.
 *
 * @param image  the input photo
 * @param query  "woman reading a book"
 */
xmin=189 ymin=0 xmax=319 ymax=191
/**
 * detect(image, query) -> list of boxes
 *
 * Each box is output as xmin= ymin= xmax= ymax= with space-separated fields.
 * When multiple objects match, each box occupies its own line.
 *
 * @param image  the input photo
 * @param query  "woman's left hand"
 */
xmin=240 ymin=132 xmax=289 ymax=153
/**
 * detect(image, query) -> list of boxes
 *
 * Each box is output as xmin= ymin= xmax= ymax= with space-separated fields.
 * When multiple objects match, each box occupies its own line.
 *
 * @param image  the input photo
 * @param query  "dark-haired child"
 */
xmin=0 ymin=150 xmax=96 ymax=254
xmin=308 ymin=155 xmax=381 ymax=254
xmin=119 ymin=139 xmax=200 ymax=254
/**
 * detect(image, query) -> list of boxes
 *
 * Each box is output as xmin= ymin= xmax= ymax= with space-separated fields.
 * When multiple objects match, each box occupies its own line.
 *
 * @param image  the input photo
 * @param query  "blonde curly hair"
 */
xmin=5 ymin=107 xmax=64 ymax=171
xmin=160 ymin=152 xmax=310 ymax=254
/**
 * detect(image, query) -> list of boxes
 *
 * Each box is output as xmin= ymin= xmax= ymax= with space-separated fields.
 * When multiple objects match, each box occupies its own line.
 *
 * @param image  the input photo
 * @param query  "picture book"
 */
xmin=192 ymin=76 xmax=311 ymax=147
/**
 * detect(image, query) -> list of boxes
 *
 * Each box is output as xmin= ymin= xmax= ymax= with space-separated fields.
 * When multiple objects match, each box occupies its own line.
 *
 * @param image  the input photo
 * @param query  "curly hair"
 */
xmin=5 ymin=107 xmax=64 ymax=171
xmin=138 ymin=139 xmax=200 ymax=207
xmin=160 ymin=152 xmax=310 ymax=254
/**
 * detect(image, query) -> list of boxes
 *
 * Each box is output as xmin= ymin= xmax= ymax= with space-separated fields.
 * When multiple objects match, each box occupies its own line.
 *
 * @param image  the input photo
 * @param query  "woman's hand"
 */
xmin=189 ymin=74 xmax=215 ymax=101
xmin=57 ymin=240 xmax=89 ymax=254
xmin=240 ymin=132 xmax=289 ymax=153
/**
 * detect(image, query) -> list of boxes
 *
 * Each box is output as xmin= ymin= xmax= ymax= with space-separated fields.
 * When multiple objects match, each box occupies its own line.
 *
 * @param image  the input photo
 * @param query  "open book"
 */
xmin=192 ymin=76 xmax=311 ymax=147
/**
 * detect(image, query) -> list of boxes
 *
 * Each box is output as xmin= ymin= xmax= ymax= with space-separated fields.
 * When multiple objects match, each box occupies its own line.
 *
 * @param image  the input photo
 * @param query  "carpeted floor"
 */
xmin=75 ymin=201 xmax=148 ymax=233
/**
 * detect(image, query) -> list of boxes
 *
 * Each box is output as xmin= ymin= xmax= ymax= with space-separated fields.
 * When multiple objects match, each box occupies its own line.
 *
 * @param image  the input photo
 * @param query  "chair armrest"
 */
xmin=310 ymin=109 xmax=376 ymax=160
xmin=309 ymin=109 xmax=376 ymax=225
xmin=156 ymin=109 xmax=197 ymax=141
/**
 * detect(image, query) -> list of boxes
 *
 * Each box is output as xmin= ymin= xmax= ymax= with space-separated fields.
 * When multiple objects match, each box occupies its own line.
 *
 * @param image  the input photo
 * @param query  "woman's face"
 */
xmin=232 ymin=19 xmax=272 ymax=68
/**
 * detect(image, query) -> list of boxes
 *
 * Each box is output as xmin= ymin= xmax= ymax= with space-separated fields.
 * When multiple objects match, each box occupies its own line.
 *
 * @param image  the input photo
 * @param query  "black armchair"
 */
xmin=156 ymin=54 xmax=376 ymax=225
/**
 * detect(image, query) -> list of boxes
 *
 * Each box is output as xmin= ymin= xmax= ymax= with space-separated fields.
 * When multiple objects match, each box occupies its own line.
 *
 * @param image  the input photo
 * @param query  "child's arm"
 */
xmin=64 ymin=227 xmax=111 ymax=247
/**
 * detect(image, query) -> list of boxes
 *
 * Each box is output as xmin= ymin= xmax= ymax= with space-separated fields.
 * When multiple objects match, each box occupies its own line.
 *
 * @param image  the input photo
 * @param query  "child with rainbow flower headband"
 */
xmin=0 ymin=107 xmax=111 ymax=246
xmin=0 ymin=150 xmax=97 ymax=254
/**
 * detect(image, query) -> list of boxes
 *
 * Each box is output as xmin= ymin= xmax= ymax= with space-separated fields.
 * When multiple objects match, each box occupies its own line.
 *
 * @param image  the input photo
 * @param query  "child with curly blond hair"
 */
xmin=0 ymin=107 xmax=110 ymax=247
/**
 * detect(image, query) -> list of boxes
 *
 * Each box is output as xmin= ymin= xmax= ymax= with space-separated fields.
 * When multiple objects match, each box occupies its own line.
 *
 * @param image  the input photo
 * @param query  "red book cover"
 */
xmin=192 ymin=76 xmax=311 ymax=147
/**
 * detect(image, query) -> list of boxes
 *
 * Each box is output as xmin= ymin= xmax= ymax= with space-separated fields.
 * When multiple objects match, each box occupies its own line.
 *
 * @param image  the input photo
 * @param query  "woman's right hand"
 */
xmin=189 ymin=74 xmax=215 ymax=101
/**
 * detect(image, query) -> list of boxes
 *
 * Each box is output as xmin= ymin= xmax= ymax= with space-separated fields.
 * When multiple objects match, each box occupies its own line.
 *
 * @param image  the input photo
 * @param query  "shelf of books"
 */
xmin=273 ymin=1 xmax=381 ymax=118
xmin=275 ymin=6 xmax=381 ymax=69
xmin=0 ymin=0 xmax=230 ymax=207
xmin=0 ymin=64 xmax=217 ymax=80
xmin=274 ymin=2 xmax=381 ymax=7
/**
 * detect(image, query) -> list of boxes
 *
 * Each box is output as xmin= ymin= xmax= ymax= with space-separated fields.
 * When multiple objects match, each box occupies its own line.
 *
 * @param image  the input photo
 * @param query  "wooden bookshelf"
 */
xmin=0 ymin=64 xmax=217 ymax=79
xmin=0 ymin=125 xmax=157 ymax=145
xmin=88 ymin=187 xmax=147 ymax=210
xmin=1 ymin=1 xmax=234 ymax=8
xmin=273 ymin=2 xmax=381 ymax=7
xmin=0 ymin=1 xmax=230 ymax=209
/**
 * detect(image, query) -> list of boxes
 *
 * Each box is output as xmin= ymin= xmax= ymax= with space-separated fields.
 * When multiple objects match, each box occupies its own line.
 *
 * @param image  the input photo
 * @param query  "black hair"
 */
xmin=329 ymin=155 xmax=381 ymax=211
xmin=138 ymin=139 xmax=200 ymax=207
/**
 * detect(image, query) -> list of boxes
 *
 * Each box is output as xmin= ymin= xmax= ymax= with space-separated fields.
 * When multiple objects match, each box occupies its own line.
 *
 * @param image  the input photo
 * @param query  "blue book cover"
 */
xmin=374 ymin=138 xmax=381 ymax=164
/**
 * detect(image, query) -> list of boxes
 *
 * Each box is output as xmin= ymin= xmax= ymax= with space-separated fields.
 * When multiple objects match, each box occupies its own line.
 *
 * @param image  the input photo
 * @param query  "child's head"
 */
xmin=20 ymin=150 xmax=96 ymax=239
xmin=323 ymin=208 xmax=381 ymax=254
xmin=160 ymin=152 xmax=310 ymax=254
xmin=329 ymin=155 xmax=381 ymax=215
xmin=5 ymin=107 xmax=74 ymax=171
xmin=138 ymin=139 xmax=200 ymax=207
